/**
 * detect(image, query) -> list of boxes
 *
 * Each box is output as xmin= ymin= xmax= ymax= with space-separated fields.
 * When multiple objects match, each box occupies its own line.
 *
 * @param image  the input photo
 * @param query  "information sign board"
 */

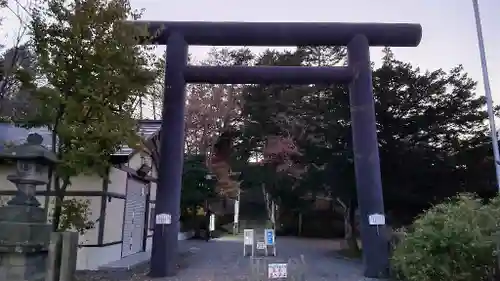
xmin=268 ymin=263 xmax=287 ymax=279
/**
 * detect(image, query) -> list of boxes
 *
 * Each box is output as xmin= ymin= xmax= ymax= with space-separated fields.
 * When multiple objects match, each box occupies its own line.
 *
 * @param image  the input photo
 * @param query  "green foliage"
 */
xmin=0 ymin=45 xmax=39 ymax=120
xmin=391 ymin=193 xmax=500 ymax=281
xmin=181 ymin=154 xmax=216 ymax=214
xmin=28 ymin=0 xmax=155 ymax=178
xmin=0 ymin=195 xmax=94 ymax=235
xmin=24 ymin=0 xmax=158 ymax=231
xmin=239 ymin=46 xmax=496 ymax=226
xmin=57 ymin=198 xmax=95 ymax=235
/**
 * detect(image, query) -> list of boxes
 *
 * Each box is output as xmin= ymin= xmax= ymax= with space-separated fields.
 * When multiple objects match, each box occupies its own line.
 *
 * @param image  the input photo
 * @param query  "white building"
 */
xmin=0 ymin=120 xmax=191 ymax=270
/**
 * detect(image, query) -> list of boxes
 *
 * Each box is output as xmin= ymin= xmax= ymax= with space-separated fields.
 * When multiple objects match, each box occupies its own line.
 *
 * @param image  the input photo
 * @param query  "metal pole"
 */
xmin=472 ymin=0 xmax=500 ymax=190
xmin=150 ymin=32 xmax=188 ymax=277
xmin=347 ymin=34 xmax=389 ymax=278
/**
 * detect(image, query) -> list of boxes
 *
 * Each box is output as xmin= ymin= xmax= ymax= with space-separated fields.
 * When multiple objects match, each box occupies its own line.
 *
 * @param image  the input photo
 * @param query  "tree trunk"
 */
xmin=49 ymin=104 xmax=65 ymax=232
xmin=344 ymin=198 xmax=360 ymax=254
xmin=337 ymin=197 xmax=360 ymax=254
xmin=51 ymin=177 xmax=63 ymax=232
xmin=275 ymin=199 xmax=281 ymax=232
xmin=51 ymin=198 xmax=62 ymax=232
xmin=51 ymin=179 xmax=70 ymax=232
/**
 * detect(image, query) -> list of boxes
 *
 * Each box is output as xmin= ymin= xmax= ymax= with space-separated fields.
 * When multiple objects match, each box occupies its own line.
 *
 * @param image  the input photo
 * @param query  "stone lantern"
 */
xmin=0 ymin=133 xmax=59 ymax=281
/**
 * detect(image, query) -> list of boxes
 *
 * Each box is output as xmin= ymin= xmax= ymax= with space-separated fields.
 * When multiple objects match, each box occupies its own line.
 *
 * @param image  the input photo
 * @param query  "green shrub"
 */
xmin=391 ymin=193 xmax=500 ymax=281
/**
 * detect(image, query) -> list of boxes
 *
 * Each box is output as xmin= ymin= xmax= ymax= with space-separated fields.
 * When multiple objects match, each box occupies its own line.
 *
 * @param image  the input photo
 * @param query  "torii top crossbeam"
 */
xmin=128 ymin=21 xmax=422 ymax=47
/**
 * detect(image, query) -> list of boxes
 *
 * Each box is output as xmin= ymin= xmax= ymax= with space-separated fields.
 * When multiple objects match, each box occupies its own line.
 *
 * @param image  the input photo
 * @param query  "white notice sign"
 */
xmin=209 ymin=214 xmax=215 ymax=231
xmin=155 ymin=213 xmax=171 ymax=225
xmin=268 ymin=263 xmax=287 ymax=279
xmin=256 ymin=241 xmax=265 ymax=249
xmin=234 ymin=200 xmax=240 ymax=223
xmin=243 ymin=229 xmax=254 ymax=245
xmin=368 ymin=213 xmax=385 ymax=226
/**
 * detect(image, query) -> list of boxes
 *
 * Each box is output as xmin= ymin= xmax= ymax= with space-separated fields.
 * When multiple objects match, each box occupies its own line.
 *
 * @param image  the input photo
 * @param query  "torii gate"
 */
xmin=127 ymin=20 xmax=422 ymax=278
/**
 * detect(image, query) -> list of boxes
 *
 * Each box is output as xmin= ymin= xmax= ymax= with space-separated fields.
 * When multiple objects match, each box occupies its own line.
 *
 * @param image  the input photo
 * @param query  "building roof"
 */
xmin=114 ymin=120 xmax=162 ymax=156
xmin=0 ymin=120 xmax=162 ymax=156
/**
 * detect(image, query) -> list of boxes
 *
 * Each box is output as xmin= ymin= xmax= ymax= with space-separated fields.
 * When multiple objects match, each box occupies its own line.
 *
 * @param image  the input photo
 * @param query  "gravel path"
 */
xmin=76 ymin=236 xmax=387 ymax=281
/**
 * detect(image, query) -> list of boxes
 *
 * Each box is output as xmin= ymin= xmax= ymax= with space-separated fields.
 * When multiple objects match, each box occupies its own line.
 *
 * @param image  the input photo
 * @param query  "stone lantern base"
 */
xmin=0 ymin=252 xmax=48 ymax=281
xmin=0 ymin=204 xmax=51 ymax=281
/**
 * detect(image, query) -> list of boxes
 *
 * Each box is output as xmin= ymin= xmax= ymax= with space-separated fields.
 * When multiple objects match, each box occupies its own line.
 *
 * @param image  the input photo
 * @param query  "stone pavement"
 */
xmin=152 ymin=235 xmax=387 ymax=281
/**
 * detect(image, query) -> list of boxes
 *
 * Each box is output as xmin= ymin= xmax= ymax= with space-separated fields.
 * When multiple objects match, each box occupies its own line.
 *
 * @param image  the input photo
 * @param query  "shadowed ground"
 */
xmin=76 ymin=236 xmax=388 ymax=281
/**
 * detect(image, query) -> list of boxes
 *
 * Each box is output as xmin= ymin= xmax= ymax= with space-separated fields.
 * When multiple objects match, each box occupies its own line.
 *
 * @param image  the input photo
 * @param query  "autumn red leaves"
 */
xmin=209 ymin=133 xmax=303 ymax=199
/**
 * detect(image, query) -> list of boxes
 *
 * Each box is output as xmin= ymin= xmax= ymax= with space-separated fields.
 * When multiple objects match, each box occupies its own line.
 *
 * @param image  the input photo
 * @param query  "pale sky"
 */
xmin=1 ymin=0 xmax=499 ymax=105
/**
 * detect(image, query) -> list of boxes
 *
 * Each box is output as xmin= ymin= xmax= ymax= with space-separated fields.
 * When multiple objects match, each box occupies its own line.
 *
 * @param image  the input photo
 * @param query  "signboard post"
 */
xmin=209 ymin=214 xmax=215 ymax=231
xmin=256 ymin=241 xmax=265 ymax=250
xmin=155 ymin=213 xmax=171 ymax=225
xmin=155 ymin=213 xmax=172 ymax=233
xmin=243 ymin=229 xmax=255 ymax=257
xmin=368 ymin=213 xmax=386 ymax=235
xmin=233 ymin=198 xmax=240 ymax=235
xmin=264 ymin=228 xmax=276 ymax=256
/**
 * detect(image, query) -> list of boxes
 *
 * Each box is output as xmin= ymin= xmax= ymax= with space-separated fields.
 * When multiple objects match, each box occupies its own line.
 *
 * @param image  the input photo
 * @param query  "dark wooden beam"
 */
xmin=127 ymin=21 xmax=422 ymax=47
xmin=184 ymin=66 xmax=354 ymax=84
